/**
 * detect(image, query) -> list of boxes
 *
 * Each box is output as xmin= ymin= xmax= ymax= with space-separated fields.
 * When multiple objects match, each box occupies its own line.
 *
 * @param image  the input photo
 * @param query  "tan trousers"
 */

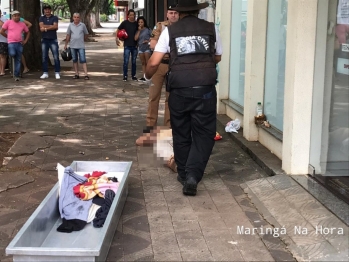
xmin=146 ymin=62 xmax=170 ymax=127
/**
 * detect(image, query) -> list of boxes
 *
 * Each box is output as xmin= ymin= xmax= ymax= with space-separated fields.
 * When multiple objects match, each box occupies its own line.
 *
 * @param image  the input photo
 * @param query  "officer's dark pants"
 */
xmin=169 ymin=86 xmax=216 ymax=183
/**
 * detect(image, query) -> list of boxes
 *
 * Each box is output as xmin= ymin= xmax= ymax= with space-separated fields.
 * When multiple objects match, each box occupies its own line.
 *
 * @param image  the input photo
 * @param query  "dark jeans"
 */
xmin=41 ymin=38 xmax=60 ymax=73
xmin=169 ymin=86 xmax=217 ymax=183
xmin=8 ymin=42 xmax=23 ymax=78
xmin=123 ymin=46 xmax=138 ymax=77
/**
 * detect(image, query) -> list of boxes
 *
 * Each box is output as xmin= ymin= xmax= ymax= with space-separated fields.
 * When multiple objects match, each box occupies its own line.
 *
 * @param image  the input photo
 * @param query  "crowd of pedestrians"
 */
xmin=0 ymin=4 xmax=89 ymax=81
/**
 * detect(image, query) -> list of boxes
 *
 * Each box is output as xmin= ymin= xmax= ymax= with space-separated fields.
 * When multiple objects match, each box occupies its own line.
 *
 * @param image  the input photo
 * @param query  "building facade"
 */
xmin=216 ymin=0 xmax=349 ymax=203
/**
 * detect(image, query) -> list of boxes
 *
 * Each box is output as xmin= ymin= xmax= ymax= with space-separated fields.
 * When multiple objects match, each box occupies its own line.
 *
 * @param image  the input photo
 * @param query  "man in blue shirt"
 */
xmin=39 ymin=4 xmax=60 ymax=79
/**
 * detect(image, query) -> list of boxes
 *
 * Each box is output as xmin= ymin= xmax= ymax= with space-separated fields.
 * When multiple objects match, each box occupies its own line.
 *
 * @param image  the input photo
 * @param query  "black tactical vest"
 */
xmin=167 ymin=15 xmax=217 ymax=89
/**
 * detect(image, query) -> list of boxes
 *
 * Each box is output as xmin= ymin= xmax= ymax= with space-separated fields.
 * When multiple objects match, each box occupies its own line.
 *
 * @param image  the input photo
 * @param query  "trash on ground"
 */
xmin=225 ymin=119 xmax=241 ymax=133
xmin=214 ymin=132 xmax=222 ymax=140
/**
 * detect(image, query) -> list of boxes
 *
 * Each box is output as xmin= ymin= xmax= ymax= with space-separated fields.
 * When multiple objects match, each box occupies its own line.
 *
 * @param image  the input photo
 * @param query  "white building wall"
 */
xmin=216 ymin=0 xmax=322 ymax=175
xmin=243 ymin=0 xmax=268 ymax=141
xmin=282 ymin=0 xmax=318 ymax=174
xmin=216 ymin=0 xmax=231 ymax=115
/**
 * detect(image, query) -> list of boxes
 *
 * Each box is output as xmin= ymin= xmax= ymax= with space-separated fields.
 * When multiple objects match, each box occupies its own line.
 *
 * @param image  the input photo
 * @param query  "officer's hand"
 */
xmin=149 ymin=39 xmax=157 ymax=50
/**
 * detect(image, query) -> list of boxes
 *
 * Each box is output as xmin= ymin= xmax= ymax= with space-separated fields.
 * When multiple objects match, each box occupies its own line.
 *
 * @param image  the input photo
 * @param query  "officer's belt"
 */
xmin=161 ymin=59 xmax=169 ymax=64
xmin=171 ymin=85 xmax=215 ymax=98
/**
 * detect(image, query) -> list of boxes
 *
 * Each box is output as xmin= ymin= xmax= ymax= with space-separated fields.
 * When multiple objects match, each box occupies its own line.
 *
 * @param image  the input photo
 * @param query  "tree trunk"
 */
xmin=96 ymin=12 xmax=101 ymax=28
xmin=66 ymin=0 xmax=98 ymax=35
xmin=95 ymin=0 xmax=101 ymax=28
xmin=14 ymin=0 xmax=42 ymax=70
xmin=62 ymin=7 xmax=66 ymax=18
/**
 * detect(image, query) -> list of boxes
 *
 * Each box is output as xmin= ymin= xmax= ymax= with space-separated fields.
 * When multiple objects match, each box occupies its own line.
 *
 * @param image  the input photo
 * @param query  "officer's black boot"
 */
xmin=177 ymin=175 xmax=185 ymax=185
xmin=183 ymin=176 xmax=197 ymax=196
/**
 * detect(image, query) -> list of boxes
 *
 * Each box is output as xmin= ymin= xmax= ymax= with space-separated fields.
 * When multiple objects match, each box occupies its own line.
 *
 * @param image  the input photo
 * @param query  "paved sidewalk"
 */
xmin=1 ymin=33 xmax=292 ymax=261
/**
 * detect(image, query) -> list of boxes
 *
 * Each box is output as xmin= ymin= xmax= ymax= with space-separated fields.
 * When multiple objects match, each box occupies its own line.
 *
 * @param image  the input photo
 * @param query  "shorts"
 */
xmin=138 ymin=43 xmax=151 ymax=54
xmin=138 ymin=49 xmax=151 ymax=54
xmin=0 ymin=42 xmax=8 ymax=55
xmin=71 ymin=48 xmax=87 ymax=63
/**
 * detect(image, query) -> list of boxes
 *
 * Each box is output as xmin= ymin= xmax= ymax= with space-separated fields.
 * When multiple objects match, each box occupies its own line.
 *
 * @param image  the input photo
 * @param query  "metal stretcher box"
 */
xmin=6 ymin=161 xmax=132 ymax=262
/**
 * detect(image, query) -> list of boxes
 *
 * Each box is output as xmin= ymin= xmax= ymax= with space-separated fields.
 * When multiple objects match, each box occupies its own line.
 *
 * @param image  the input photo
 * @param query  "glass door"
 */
xmin=310 ymin=0 xmax=349 ymax=203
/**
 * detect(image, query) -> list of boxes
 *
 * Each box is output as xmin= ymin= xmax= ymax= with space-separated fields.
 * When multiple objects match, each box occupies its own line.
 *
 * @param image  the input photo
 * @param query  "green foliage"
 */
xmin=42 ymin=0 xmax=69 ymax=16
xmin=107 ymin=4 xmax=115 ymax=16
xmin=100 ymin=13 xmax=108 ymax=22
xmin=100 ymin=0 xmax=115 ymax=15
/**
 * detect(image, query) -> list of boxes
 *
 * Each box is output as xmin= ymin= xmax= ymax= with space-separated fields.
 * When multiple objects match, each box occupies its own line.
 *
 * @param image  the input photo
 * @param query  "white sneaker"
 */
xmin=40 ymin=73 xmax=48 ymax=79
xmin=55 ymin=73 xmax=60 ymax=79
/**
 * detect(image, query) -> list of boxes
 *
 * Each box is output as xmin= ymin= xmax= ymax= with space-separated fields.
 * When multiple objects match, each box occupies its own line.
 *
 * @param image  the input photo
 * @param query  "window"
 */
xmin=229 ymin=0 xmax=248 ymax=107
xmin=263 ymin=0 xmax=288 ymax=131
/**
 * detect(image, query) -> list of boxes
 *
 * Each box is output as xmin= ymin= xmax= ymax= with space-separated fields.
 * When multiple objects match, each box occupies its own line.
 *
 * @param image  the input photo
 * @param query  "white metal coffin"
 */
xmin=6 ymin=161 xmax=132 ymax=262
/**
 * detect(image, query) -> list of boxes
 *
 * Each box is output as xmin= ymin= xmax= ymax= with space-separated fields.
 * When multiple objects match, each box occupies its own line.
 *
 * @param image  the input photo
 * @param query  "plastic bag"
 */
xmin=225 ymin=119 xmax=241 ymax=133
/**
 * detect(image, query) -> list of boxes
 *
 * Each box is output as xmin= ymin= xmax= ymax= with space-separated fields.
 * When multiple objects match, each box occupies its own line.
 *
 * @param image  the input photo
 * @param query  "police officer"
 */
xmin=144 ymin=0 xmax=223 ymax=196
xmin=136 ymin=7 xmax=179 ymax=146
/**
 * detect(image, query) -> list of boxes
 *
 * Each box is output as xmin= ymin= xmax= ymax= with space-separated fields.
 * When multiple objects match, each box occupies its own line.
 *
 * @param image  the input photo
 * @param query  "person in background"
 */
xmin=135 ymin=16 xmax=152 ymax=82
xmin=0 ymin=10 xmax=8 ymax=76
xmin=144 ymin=0 xmax=223 ymax=196
xmin=64 ymin=13 xmax=90 ymax=80
xmin=2 ymin=11 xmax=31 ymax=74
xmin=135 ymin=7 xmax=179 ymax=146
xmin=0 ymin=10 xmax=30 ymax=81
xmin=115 ymin=9 xmax=138 ymax=81
xmin=336 ymin=0 xmax=349 ymax=45
xmin=39 ymin=4 xmax=60 ymax=79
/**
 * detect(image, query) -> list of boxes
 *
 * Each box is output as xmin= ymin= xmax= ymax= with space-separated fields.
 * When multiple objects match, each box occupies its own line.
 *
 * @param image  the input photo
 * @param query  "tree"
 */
xmin=95 ymin=0 xmax=102 ymax=28
xmin=42 ymin=0 xmax=68 ymax=16
xmin=14 ymin=0 xmax=42 ymax=70
xmin=66 ymin=0 xmax=99 ymax=34
xmin=100 ymin=0 xmax=114 ymax=15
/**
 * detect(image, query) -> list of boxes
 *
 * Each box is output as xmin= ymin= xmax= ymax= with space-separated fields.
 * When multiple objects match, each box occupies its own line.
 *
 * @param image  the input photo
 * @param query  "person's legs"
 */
xmin=146 ymin=63 xmax=168 ymax=126
xmin=131 ymin=46 xmax=138 ymax=78
xmin=186 ymin=90 xmax=217 ymax=183
xmin=49 ymin=39 xmax=61 ymax=74
xmin=0 ymin=43 xmax=8 ymax=75
xmin=71 ymin=48 xmax=79 ymax=76
xmin=144 ymin=51 xmax=151 ymax=64
xmin=16 ymin=44 xmax=23 ymax=78
xmin=123 ymin=46 xmax=131 ymax=78
xmin=78 ymin=48 xmax=88 ymax=77
xmin=164 ymin=91 xmax=170 ymax=127
xmin=139 ymin=52 xmax=146 ymax=75
xmin=41 ymin=39 xmax=49 ymax=74
xmin=8 ymin=43 xmax=22 ymax=78
xmin=0 ymin=54 xmax=6 ymax=74
xmin=21 ymin=54 xmax=29 ymax=73
xmin=169 ymin=93 xmax=192 ymax=181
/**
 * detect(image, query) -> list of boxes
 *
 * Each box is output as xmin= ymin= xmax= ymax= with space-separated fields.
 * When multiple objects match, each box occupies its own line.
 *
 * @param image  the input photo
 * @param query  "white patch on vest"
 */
xmin=175 ymin=35 xmax=210 ymax=56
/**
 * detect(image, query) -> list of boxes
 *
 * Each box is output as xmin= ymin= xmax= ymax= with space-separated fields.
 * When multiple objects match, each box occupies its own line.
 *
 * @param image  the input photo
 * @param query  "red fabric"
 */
xmin=83 ymin=171 xmax=106 ymax=179
xmin=73 ymin=172 xmax=118 ymax=200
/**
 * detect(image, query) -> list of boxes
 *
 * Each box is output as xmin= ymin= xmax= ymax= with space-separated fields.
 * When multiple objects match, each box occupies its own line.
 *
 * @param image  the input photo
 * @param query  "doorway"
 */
xmin=309 ymin=0 xmax=349 ymax=204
